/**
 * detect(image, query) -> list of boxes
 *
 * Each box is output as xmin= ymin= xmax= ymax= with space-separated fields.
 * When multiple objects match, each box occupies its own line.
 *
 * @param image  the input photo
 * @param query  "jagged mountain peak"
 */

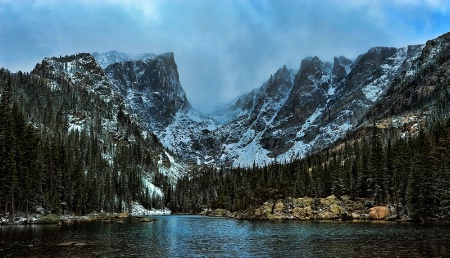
xmin=101 ymin=51 xmax=191 ymax=132
xmin=300 ymin=56 xmax=323 ymax=71
xmin=201 ymin=36 xmax=434 ymax=167
xmin=293 ymin=55 xmax=332 ymax=97
xmin=92 ymin=50 xmax=156 ymax=69
xmin=273 ymin=65 xmax=293 ymax=81
xmin=418 ymin=31 xmax=450 ymax=65
xmin=32 ymin=52 xmax=121 ymax=104
xmin=212 ymin=65 xmax=296 ymax=124
xmin=352 ymin=46 xmax=398 ymax=70
xmin=45 ymin=32 xmax=447 ymax=169
xmin=332 ymin=56 xmax=352 ymax=80
xmin=335 ymin=56 xmax=352 ymax=63
xmin=298 ymin=56 xmax=331 ymax=76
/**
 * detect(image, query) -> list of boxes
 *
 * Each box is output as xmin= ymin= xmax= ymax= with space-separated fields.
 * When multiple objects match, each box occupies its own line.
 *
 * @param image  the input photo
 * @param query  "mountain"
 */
xmin=92 ymin=51 xmax=220 ymax=164
xmin=2 ymin=32 xmax=450 ymax=218
xmin=88 ymin=33 xmax=450 ymax=168
xmin=198 ymin=45 xmax=423 ymax=167
xmin=92 ymin=50 xmax=156 ymax=69
xmin=93 ymin=51 xmax=190 ymax=129
xmin=170 ymin=32 xmax=450 ymax=220
xmin=0 ymin=53 xmax=189 ymax=215
xmin=369 ymin=32 xmax=450 ymax=120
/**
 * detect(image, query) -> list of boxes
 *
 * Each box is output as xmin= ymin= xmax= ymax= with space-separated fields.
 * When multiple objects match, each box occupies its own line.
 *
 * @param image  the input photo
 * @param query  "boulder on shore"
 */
xmin=33 ymin=214 xmax=61 ymax=224
xmin=140 ymin=217 xmax=156 ymax=222
xmin=369 ymin=206 xmax=390 ymax=220
xmin=117 ymin=212 xmax=129 ymax=219
xmin=199 ymin=208 xmax=233 ymax=217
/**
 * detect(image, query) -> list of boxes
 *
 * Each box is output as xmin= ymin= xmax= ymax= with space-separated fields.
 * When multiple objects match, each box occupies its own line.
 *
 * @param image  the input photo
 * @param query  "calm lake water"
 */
xmin=1 ymin=215 xmax=450 ymax=257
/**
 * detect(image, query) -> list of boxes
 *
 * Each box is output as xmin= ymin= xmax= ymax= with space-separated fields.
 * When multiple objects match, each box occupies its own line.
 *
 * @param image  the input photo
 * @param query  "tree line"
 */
xmin=0 ymin=57 xmax=171 ymax=217
xmin=172 ymin=117 xmax=450 ymax=221
xmin=1 ymin=50 xmax=450 ymax=222
xmin=171 ymin=47 xmax=450 ymax=221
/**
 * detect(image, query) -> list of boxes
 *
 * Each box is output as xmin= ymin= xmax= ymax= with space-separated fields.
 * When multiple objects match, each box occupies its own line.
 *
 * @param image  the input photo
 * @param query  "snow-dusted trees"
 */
xmin=0 ymin=65 xmax=170 ymax=216
xmin=0 ymin=77 xmax=42 ymax=216
xmin=175 ymin=117 xmax=450 ymax=221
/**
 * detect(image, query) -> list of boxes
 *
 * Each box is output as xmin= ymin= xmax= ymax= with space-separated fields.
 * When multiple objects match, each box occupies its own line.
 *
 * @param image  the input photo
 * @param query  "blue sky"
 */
xmin=1 ymin=0 xmax=449 ymax=113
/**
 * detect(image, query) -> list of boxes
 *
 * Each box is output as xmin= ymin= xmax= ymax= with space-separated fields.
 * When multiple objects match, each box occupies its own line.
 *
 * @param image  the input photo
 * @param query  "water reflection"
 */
xmin=1 ymin=216 xmax=450 ymax=257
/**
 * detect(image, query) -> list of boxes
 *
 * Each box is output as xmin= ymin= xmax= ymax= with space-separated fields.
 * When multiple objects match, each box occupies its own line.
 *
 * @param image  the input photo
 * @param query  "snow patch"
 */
xmin=130 ymin=202 xmax=171 ymax=216
xmin=362 ymin=83 xmax=383 ymax=102
xmin=92 ymin=51 xmax=156 ymax=69
xmin=157 ymin=151 xmax=188 ymax=183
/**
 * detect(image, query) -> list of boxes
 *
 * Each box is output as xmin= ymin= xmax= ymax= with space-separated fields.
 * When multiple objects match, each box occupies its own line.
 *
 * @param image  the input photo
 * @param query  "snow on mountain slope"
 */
xmin=33 ymin=53 xmax=190 ymax=200
xmin=37 ymin=53 xmax=121 ymax=103
xmin=214 ymin=66 xmax=296 ymax=124
xmin=92 ymin=36 xmax=432 ymax=168
xmin=92 ymin=50 xmax=155 ymax=69
xmin=93 ymin=51 xmax=223 ymax=164
xmin=205 ymin=65 xmax=298 ymax=166
xmin=369 ymin=32 xmax=450 ymax=121
xmin=158 ymin=109 xmax=220 ymax=164
xmin=100 ymin=52 xmax=191 ymax=131
xmin=209 ymin=44 xmax=424 ymax=167
xmin=360 ymin=46 xmax=423 ymax=102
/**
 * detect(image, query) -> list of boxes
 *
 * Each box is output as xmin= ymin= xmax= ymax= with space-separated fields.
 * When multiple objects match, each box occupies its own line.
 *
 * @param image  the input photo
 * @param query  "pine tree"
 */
xmin=392 ymin=138 xmax=410 ymax=217
xmin=407 ymin=129 xmax=436 ymax=221
xmin=370 ymin=123 xmax=386 ymax=205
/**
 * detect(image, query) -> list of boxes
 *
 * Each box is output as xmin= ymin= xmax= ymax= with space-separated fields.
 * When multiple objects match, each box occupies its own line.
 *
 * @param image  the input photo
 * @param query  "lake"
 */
xmin=1 ymin=215 xmax=450 ymax=257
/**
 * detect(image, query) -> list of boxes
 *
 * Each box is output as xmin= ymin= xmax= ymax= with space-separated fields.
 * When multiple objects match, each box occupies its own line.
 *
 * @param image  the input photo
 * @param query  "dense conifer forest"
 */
xmin=0 ymin=67 xmax=172 ymax=217
xmin=172 ymin=117 xmax=450 ymax=221
xmin=169 ymin=44 xmax=450 ymax=221
xmin=1 ymin=49 xmax=450 ymax=222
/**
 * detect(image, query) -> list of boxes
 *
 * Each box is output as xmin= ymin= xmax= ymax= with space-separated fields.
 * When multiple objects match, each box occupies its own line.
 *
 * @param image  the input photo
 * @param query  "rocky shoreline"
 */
xmin=2 ymin=195 xmax=438 ymax=225
xmin=235 ymin=195 xmax=395 ymax=221
xmin=0 ymin=212 xmax=157 ymax=226
xmin=201 ymin=195 xmax=424 ymax=222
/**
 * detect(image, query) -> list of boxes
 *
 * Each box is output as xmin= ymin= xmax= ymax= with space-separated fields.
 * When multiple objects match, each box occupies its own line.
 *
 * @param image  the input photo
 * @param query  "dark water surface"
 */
xmin=1 ymin=215 xmax=450 ymax=257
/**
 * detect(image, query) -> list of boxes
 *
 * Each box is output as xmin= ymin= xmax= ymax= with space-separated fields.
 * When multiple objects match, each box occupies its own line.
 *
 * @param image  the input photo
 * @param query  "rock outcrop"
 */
xmin=102 ymin=52 xmax=191 ymax=131
xmin=235 ymin=195 xmax=396 ymax=221
xmin=199 ymin=208 xmax=234 ymax=217
xmin=369 ymin=206 xmax=391 ymax=220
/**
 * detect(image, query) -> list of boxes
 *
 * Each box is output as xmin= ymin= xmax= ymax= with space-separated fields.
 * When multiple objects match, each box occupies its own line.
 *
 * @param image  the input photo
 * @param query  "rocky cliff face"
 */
xmin=32 ymin=52 xmax=189 ymax=187
xmin=205 ymin=43 xmax=423 ymax=167
xmin=369 ymin=32 xmax=450 ymax=120
xmin=94 ymin=52 xmax=191 ymax=131
xmin=90 ymin=32 xmax=450 ymax=168
xmin=93 ymin=51 xmax=219 ymax=163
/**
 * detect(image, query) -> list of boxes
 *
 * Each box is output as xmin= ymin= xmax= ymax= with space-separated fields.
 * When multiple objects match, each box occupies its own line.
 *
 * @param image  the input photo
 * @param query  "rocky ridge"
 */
xmin=31 ymin=53 xmax=189 ymax=197
xmin=235 ymin=195 xmax=398 ymax=221
xmin=89 ymin=32 xmax=450 ymax=168
xmin=93 ymin=51 xmax=220 ymax=165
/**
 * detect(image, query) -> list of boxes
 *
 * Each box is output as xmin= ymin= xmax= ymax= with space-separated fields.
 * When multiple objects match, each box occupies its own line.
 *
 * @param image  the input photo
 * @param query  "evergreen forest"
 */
xmin=1 ymin=51 xmax=450 ymax=222
xmin=0 ymin=66 xmax=172 ymax=217
xmin=172 ymin=117 xmax=450 ymax=221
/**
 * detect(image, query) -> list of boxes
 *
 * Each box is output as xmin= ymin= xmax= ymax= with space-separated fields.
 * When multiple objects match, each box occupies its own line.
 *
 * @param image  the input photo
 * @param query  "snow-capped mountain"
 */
xmin=92 ymin=51 xmax=220 ymax=163
xmin=370 ymin=32 xmax=450 ymax=120
xmin=31 ymin=53 xmax=189 ymax=197
xmin=101 ymin=52 xmax=190 ymax=129
xmin=90 ymin=32 xmax=450 ymax=168
xmin=196 ymin=46 xmax=422 ymax=167
xmin=92 ymin=50 xmax=156 ymax=69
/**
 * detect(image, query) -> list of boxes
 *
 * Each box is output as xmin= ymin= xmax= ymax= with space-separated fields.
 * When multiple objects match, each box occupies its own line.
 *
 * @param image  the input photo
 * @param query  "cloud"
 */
xmin=1 ymin=0 xmax=449 ymax=113
xmin=90 ymin=0 xmax=162 ymax=22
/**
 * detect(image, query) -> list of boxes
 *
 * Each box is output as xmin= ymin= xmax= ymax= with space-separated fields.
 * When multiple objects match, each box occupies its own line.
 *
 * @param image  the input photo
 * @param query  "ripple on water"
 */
xmin=1 ymin=216 xmax=450 ymax=257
